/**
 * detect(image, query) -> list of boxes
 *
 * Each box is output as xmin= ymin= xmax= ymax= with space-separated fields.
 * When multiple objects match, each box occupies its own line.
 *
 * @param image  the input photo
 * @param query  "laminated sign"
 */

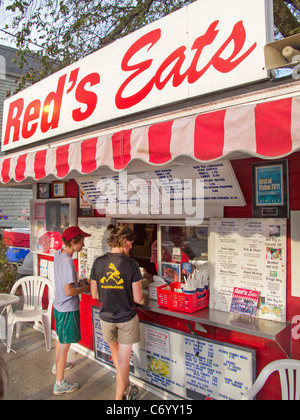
xmin=210 ymin=218 xmax=287 ymax=323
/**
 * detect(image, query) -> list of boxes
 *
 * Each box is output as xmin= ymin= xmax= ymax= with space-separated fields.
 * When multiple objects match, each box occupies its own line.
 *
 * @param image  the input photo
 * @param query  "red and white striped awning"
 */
xmin=1 ymin=95 xmax=300 ymax=184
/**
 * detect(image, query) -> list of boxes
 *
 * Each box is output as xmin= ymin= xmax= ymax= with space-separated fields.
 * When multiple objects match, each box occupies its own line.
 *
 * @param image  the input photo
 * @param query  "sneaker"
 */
xmin=123 ymin=385 xmax=139 ymax=400
xmin=53 ymin=380 xmax=80 ymax=396
xmin=52 ymin=362 xmax=74 ymax=374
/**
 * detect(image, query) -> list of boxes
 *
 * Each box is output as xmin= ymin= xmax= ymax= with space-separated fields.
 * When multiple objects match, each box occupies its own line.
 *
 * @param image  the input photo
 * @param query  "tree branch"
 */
xmin=287 ymin=0 xmax=300 ymax=12
xmin=100 ymin=0 xmax=156 ymax=47
xmin=274 ymin=0 xmax=300 ymax=36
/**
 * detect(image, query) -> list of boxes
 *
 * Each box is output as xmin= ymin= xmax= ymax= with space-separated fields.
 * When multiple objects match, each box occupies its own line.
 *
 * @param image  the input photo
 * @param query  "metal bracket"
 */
xmin=195 ymin=323 xmax=208 ymax=334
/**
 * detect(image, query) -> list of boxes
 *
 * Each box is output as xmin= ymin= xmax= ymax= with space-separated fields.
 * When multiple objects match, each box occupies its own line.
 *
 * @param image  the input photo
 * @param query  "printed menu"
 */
xmin=78 ymin=218 xmax=111 ymax=278
xmin=76 ymin=160 xmax=245 ymax=217
xmin=210 ymin=219 xmax=287 ymax=323
xmin=92 ymin=309 xmax=255 ymax=400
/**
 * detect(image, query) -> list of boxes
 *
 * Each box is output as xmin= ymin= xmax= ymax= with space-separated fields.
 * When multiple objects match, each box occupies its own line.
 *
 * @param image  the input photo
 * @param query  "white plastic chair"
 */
xmin=242 ymin=359 xmax=300 ymax=400
xmin=6 ymin=276 xmax=55 ymax=353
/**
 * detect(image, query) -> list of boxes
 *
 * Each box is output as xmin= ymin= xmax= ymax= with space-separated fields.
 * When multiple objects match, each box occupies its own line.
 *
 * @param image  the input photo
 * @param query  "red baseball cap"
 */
xmin=62 ymin=226 xmax=91 ymax=241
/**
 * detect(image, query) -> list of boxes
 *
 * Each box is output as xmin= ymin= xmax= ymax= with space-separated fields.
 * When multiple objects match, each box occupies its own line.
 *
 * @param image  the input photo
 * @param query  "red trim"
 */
xmin=81 ymin=138 xmax=98 ymax=174
xmin=255 ymin=98 xmax=293 ymax=157
xmin=148 ymin=121 xmax=173 ymax=164
xmin=1 ymin=96 xmax=300 ymax=183
xmin=56 ymin=144 xmax=70 ymax=178
xmin=112 ymin=130 xmax=132 ymax=170
xmin=194 ymin=110 xmax=226 ymax=160
xmin=1 ymin=158 xmax=11 ymax=184
xmin=34 ymin=150 xmax=47 ymax=180
xmin=15 ymin=154 xmax=27 ymax=182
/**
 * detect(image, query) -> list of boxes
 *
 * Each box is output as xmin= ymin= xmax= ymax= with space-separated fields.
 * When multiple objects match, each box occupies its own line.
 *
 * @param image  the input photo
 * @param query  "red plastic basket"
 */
xmin=157 ymin=282 xmax=209 ymax=314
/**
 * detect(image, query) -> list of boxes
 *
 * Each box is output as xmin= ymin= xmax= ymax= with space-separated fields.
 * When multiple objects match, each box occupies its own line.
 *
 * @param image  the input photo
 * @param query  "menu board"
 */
xmin=92 ymin=308 xmax=255 ymax=400
xmin=76 ymin=160 xmax=245 ymax=219
xmin=78 ymin=218 xmax=111 ymax=278
xmin=210 ymin=218 xmax=287 ymax=323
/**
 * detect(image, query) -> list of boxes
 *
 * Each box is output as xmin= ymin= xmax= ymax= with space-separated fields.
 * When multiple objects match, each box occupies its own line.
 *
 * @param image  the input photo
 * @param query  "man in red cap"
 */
xmin=52 ymin=226 xmax=91 ymax=396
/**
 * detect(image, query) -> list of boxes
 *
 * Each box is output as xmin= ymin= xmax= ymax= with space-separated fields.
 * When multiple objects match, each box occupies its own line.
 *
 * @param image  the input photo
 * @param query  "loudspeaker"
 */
xmin=264 ymin=33 xmax=300 ymax=70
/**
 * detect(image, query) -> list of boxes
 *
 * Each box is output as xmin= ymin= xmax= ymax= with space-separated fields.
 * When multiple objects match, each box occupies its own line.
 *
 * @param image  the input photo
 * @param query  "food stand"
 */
xmin=0 ymin=0 xmax=299 ymax=400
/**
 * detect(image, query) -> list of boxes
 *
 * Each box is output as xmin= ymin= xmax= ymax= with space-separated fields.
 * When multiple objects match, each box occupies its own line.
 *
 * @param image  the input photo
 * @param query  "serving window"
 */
xmin=117 ymin=221 xmax=209 ymax=283
xmin=118 ymin=223 xmax=157 ymax=276
xmin=158 ymin=225 xmax=209 ymax=282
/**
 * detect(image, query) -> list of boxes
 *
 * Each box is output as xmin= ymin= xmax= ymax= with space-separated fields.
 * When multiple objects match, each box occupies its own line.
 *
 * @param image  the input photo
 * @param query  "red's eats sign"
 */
xmin=4 ymin=72 xmax=101 ymax=145
xmin=2 ymin=0 xmax=270 ymax=151
xmin=115 ymin=21 xmax=256 ymax=110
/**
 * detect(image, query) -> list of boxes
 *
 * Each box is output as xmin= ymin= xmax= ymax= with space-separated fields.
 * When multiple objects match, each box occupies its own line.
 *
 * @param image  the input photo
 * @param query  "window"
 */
xmin=117 ymin=221 xmax=209 ymax=283
xmin=159 ymin=225 xmax=209 ymax=282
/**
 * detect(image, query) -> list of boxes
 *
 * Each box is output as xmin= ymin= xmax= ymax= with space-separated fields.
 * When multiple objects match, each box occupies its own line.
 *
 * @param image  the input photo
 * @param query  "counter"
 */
xmin=72 ymin=291 xmax=291 ymax=400
xmin=138 ymin=291 xmax=291 ymax=357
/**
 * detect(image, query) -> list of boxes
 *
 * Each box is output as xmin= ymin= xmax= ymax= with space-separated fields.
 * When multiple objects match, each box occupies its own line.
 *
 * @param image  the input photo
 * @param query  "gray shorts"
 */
xmin=100 ymin=314 xmax=140 ymax=345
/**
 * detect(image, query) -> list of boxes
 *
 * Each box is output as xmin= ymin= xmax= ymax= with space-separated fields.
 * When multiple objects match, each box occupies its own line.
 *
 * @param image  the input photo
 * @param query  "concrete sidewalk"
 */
xmin=0 ymin=323 xmax=160 ymax=401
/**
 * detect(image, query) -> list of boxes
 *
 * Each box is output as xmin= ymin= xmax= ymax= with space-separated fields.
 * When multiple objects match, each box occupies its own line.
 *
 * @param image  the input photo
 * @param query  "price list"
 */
xmin=92 ymin=314 xmax=255 ymax=400
xmin=76 ymin=160 xmax=245 ymax=217
xmin=210 ymin=218 xmax=287 ymax=322
xmin=184 ymin=336 xmax=255 ymax=400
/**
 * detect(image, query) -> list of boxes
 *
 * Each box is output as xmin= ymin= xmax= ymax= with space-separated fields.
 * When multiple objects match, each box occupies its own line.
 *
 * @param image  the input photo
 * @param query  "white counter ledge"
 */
xmin=138 ymin=292 xmax=291 ymax=356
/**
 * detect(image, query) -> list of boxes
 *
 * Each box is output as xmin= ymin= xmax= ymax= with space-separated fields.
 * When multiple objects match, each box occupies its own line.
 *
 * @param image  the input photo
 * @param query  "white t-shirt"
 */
xmin=53 ymin=249 xmax=79 ymax=312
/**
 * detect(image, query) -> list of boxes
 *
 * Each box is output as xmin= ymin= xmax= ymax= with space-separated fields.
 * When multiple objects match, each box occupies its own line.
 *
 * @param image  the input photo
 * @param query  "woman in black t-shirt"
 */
xmin=90 ymin=226 xmax=143 ymax=400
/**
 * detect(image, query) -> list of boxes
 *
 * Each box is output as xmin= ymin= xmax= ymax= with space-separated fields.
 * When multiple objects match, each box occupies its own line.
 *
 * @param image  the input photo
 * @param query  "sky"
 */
xmin=0 ymin=0 xmax=18 ymax=47
xmin=0 ymin=0 xmax=43 ymax=49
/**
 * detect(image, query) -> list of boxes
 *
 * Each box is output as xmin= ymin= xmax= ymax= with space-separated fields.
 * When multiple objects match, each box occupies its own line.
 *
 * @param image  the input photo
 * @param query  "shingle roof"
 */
xmin=0 ymin=44 xmax=39 ymax=75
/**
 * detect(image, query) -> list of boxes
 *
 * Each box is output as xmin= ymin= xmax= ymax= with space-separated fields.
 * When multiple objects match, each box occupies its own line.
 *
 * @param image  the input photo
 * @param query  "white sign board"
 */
xmin=92 ymin=308 xmax=256 ymax=400
xmin=2 ymin=0 xmax=271 ymax=151
xmin=76 ymin=160 xmax=245 ymax=219
xmin=210 ymin=218 xmax=287 ymax=323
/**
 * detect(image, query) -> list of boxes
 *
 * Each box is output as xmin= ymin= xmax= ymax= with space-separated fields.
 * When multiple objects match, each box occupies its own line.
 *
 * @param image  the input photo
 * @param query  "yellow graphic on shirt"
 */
xmin=100 ymin=263 xmax=124 ymax=289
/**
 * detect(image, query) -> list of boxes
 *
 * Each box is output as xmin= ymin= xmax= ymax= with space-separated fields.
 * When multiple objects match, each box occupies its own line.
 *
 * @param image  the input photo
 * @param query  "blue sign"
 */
xmin=255 ymin=165 xmax=284 ymax=206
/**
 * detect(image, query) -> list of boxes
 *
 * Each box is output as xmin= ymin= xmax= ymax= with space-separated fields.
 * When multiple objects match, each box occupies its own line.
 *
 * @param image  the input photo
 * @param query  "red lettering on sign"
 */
xmin=4 ymin=98 xmax=24 ymax=145
xmin=22 ymin=99 xmax=41 ymax=139
xmin=3 ymin=71 xmax=101 ymax=147
xmin=73 ymin=73 xmax=101 ymax=122
xmin=115 ymin=29 xmax=161 ymax=110
xmin=41 ymin=75 xmax=67 ymax=133
xmin=155 ymin=46 xmax=187 ymax=90
xmin=212 ymin=21 xmax=257 ymax=73
xmin=67 ymin=68 xmax=80 ymax=93
xmin=2 ymin=16 xmax=258 ymax=149
xmin=115 ymin=20 xmax=256 ymax=110
xmin=188 ymin=21 xmax=220 ymax=83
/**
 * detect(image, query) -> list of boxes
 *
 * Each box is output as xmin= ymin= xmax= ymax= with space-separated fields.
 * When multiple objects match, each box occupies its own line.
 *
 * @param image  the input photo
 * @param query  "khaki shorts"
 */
xmin=100 ymin=314 xmax=140 ymax=345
